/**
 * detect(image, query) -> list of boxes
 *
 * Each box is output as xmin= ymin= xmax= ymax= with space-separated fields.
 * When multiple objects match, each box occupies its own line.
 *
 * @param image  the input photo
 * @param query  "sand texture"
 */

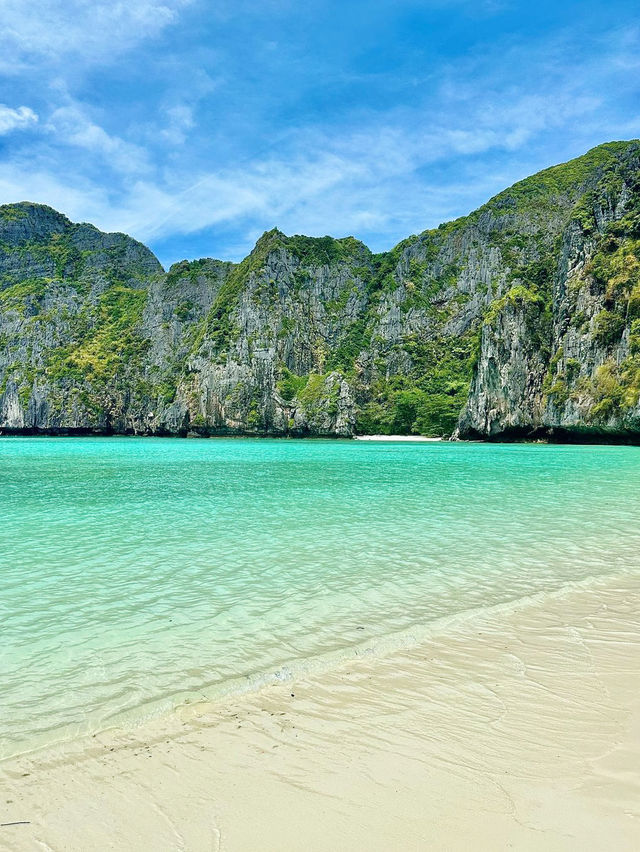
xmin=2 ymin=573 xmax=639 ymax=851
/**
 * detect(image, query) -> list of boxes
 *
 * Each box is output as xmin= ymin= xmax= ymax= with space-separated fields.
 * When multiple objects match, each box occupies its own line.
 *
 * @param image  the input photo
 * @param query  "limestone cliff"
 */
xmin=1 ymin=140 xmax=639 ymax=440
xmin=457 ymin=140 xmax=640 ymax=441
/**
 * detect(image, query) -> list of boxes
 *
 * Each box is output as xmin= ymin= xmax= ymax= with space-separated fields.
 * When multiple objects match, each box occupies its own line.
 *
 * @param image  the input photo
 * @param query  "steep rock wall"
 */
xmin=1 ymin=140 xmax=639 ymax=441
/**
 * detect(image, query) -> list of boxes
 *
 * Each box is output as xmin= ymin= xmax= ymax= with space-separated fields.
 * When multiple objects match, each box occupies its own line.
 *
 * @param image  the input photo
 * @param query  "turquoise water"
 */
xmin=2 ymin=437 xmax=640 ymax=758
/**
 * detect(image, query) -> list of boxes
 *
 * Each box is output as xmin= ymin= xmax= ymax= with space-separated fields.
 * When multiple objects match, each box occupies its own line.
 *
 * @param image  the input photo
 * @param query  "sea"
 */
xmin=2 ymin=436 xmax=639 ymax=758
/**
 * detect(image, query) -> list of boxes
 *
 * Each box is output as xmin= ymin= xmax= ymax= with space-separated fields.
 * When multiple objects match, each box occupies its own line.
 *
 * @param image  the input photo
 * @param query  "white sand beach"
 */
xmin=2 ymin=573 xmax=639 ymax=852
xmin=354 ymin=435 xmax=444 ymax=441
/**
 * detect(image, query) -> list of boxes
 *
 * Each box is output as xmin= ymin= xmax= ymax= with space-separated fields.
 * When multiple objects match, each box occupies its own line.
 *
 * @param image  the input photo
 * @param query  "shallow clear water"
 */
xmin=2 ymin=437 xmax=639 ymax=758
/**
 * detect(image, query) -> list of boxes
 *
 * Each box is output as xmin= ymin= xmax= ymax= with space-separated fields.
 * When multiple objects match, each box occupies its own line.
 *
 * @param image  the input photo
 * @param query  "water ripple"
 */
xmin=1 ymin=437 xmax=639 ymax=758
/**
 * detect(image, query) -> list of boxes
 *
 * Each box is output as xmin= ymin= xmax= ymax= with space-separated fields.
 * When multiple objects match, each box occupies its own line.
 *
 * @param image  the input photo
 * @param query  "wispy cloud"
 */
xmin=46 ymin=104 xmax=150 ymax=175
xmin=0 ymin=0 xmax=192 ymax=71
xmin=0 ymin=1 xmax=638 ymax=265
xmin=159 ymin=105 xmax=196 ymax=146
xmin=109 ymin=26 xmax=640 ymax=247
xmin=0 ymin=105 xmax=38 ymax=135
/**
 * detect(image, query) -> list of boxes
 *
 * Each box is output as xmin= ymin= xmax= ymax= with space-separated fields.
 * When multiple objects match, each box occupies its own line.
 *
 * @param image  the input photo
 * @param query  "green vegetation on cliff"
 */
xmin=355 ymin=329 xmax=477 ymax=436
xmin=1 ymin=140 xmax=640 ymax=439
xmin=46 ymin=286 xmax=149 ymax=384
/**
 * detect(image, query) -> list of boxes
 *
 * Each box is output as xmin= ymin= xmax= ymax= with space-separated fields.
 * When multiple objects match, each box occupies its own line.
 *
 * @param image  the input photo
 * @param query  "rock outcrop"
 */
xmin=1 ymin=140 xmax=639 ymax=441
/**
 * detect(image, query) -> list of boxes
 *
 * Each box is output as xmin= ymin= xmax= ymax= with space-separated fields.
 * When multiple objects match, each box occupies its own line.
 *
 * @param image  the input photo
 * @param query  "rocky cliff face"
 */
xmin=1 ymin=140 xmax=639 ymax=440
xmin=457 ymin=141 xmax=640 ymax=441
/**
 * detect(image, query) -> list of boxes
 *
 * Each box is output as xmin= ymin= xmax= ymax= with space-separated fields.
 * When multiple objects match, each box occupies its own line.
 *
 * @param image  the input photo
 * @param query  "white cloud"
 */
xmin=46 ymin=104 xmax=150 ymax=175
xmin=0 ymin=57 xmax=626 ymax=261
xmin=0 ymin=166 xmax=110 ymax=224
xmin=0 ymin=0 xmax=191 ymax=70
xmin=160 ymin=105 xmax=195 ymax=146
xmin=0 ymin=105 xmax=38 ymax=134
xmin=0 ymin=11 xmax=637 ymax=265
xmin=0 ymin=116 xmax=520 ymax=244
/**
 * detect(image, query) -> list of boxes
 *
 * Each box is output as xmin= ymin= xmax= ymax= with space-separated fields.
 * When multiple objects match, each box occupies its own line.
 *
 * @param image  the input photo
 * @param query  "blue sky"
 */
xmin=0 ymin=0 xmax=638 ymax=269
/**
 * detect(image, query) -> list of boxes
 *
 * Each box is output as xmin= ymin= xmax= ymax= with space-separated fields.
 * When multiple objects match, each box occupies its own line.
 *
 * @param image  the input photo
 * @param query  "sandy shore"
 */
xmin=354 ymin=434 xmax=443 ymax=441
xmin=2 ymin=574 xmax=639 ymax=851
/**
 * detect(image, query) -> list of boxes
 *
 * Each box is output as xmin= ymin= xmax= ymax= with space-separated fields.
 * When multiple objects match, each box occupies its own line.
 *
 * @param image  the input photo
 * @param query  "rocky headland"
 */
xmin=1 ymin=140 xmax=639 ymax=441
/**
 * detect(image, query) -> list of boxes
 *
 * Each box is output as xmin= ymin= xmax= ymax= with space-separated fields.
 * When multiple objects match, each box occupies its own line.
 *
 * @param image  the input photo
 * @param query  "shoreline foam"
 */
xmin=3 ymin=571 xmax=639 ymax=851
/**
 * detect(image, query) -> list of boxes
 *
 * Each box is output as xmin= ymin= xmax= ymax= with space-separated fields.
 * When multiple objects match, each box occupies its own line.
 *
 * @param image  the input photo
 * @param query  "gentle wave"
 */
xmin=2 ymin=437 xmax=640 ymax=759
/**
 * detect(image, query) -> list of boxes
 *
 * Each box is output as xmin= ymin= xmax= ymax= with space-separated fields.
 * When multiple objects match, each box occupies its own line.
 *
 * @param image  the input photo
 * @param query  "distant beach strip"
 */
xmin=353 ymin=435 xmax=443 ymax=441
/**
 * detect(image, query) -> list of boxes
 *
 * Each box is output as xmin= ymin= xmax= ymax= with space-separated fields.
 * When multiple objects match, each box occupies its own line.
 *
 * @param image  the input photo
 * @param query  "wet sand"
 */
xmin=2 ymin=573 xmax=639 ymax=851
